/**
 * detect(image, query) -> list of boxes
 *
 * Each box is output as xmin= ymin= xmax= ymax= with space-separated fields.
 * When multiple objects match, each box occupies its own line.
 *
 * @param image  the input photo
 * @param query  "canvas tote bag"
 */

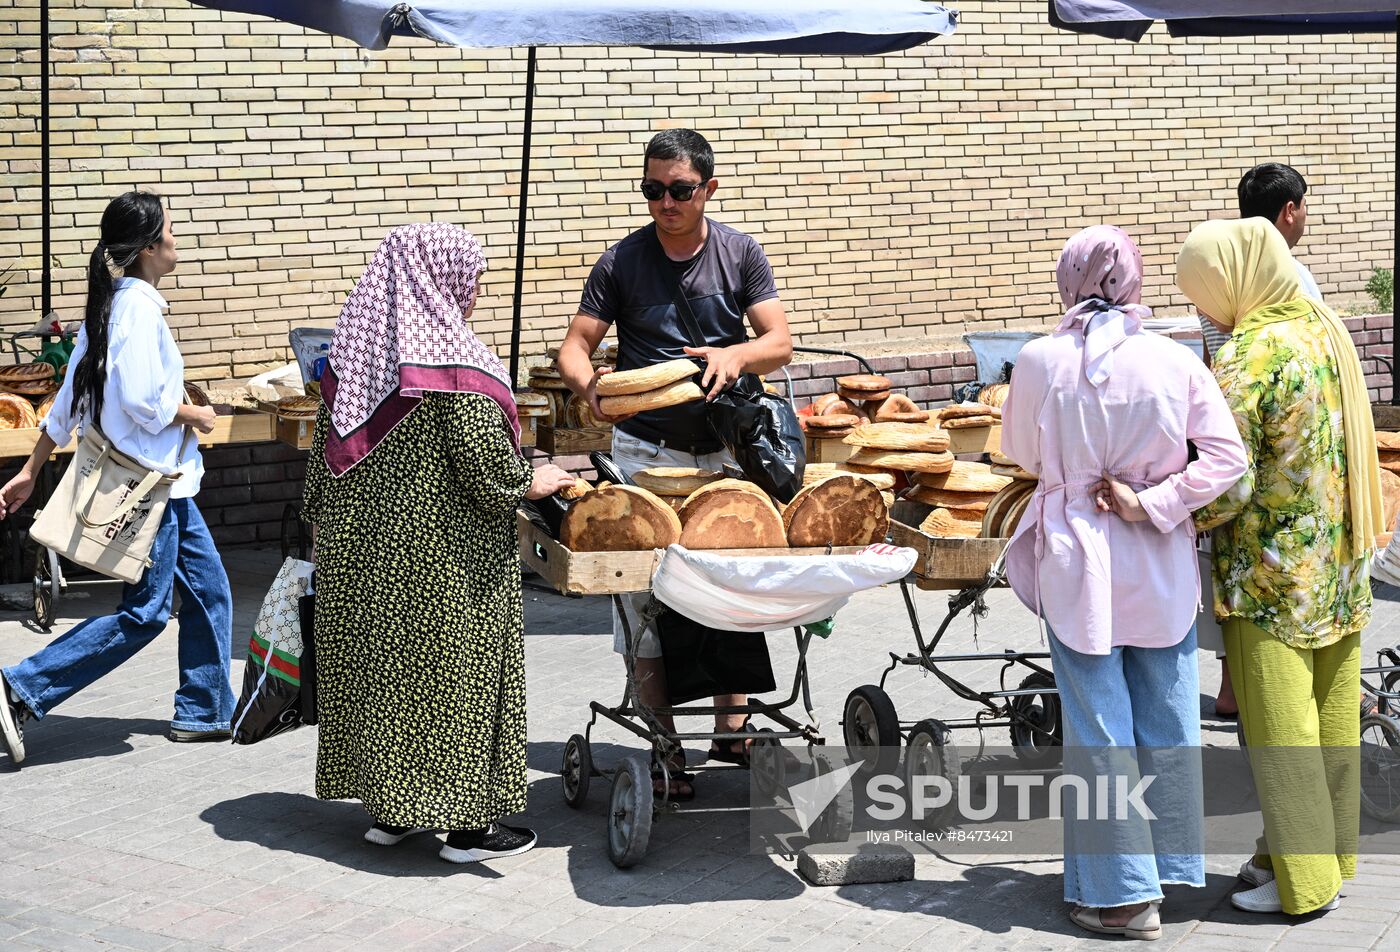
xmin=30 ymin=425 xmax=192 ymax=584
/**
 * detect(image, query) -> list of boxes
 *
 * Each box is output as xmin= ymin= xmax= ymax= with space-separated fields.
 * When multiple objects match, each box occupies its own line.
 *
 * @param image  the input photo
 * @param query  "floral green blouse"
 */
xmin=1194 ymin=304 xmax=1371 ymax=649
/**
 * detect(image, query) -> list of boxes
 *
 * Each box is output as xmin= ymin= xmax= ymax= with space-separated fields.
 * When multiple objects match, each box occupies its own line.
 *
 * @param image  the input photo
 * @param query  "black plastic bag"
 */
xmin=705 ymin=375 xmax=807 ymax=503
xmin=232 ymin=558 xmax=317 ymax=745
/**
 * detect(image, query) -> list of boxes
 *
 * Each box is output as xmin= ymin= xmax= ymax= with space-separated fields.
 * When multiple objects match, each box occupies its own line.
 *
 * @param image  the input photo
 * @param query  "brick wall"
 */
xmin=0 ymin=2 xmax=1394 ymax=385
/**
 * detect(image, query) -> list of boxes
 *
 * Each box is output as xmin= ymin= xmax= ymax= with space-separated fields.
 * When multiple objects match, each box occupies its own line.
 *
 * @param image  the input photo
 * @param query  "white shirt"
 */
xmin=43 ymin=278 xmax=203 ymax=499
xmin=1295 ymin=258 xmax=1322 ymax=301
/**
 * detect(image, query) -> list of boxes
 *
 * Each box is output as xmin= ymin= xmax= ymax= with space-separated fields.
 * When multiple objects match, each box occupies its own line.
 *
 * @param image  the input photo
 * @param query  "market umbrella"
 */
xmin=160 ymin=1 xmax=959 ymax=383
xmin=1048 ymin=1 xmax=1400 ymax=400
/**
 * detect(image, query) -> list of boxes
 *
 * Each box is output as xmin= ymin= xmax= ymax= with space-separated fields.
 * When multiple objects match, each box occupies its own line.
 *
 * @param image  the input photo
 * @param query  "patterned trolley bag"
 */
xmin=232 ymin=557 xmax=317 ymax=744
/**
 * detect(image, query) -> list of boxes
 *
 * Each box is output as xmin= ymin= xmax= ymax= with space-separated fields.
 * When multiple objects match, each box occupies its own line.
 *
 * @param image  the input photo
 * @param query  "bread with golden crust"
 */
xmin=782 ymin=475 xmax=889 ymax=547
xmin=560 ymin=485 xmax=682 ymax=551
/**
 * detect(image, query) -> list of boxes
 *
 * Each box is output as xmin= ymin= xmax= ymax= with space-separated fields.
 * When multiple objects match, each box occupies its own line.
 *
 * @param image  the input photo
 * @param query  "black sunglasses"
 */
xmin=639 ymin=179 xmax=705 ymax=202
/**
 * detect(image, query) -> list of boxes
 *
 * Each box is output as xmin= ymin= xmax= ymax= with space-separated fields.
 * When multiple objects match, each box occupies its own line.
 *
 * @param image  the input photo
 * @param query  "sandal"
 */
xmin=707 ymin=739 xmax=753 ymax=768
xmin=651 ymin=761 xmax=696 ymax=802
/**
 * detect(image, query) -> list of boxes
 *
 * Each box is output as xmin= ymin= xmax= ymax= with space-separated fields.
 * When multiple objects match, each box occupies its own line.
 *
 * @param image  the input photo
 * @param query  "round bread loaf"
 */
xmin=835 ymin=374 xmax=892 ymax=394
xmin=1378 ymin=431 xmax=1400 ymax=452
xmin=276 ymin=395 xmax=320 ymax=419
xmin=811 ymin=393 xmax=842 ymax=415
xmin=598 ymin=380 xmax=705 ymax=417
xmin=0 ymin=393 xmax=38 ymax=430
xmin=678 ymin=487 xmax=786 ymax=549
xmin=942 ymin=415 xmax=997 ymax=429
xmin=1000 ymin=489 xmax=1035 ymax=536
xmin=783 ymin=475 xmax=889 ymax=547
xmin=807 ymin=413 xmax=864 ymax=430
xmin=527 ymin=376 xmax=572 ymax=390
xmin=980 ymin=483 xmax=1032 ymax=538
xmin=558 ymin=477 xmax=593 ymax=501
xmin=36 ymin=393 xmax=57 ymax=423
xmin=560 ymin=485 xmax=682 ymax=552
xmin=869 ymin=394 xmax=929 ymax=423
xmin=633 ymin=467 xmax=722 ymax=497
xmin=0 ymin=362 xmax=55 ymax=384
xmin=821 ymin=398 xmax=865 ymax=417
xmin=3 ymin=378 xmax=59 ymax=398
xmin=913 ymin=461 xmax=1013 ymax=494
xmin=847 ymin=448 xmax=955 ymax=474
xmin=838 ymin=386 xmax=890 ymax=403
xmin=989 ymin=449 xmax=1014 ymax=466
xmin=919 ymin=507 xmax=982 ymax=540
xmin=680 ymin=478 xmax=769 ymax=508
xmin=595 ymin=359 xmax=700 ymax=397
xmin=843 ymin=422 xmax=949 ymax=453
xmin=528 ymin=365 xmax=561 ymax=379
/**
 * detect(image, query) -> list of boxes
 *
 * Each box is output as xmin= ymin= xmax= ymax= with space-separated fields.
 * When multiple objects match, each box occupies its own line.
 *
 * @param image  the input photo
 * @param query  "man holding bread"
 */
xmin=557 ymin=128 xmax=793 ymax=799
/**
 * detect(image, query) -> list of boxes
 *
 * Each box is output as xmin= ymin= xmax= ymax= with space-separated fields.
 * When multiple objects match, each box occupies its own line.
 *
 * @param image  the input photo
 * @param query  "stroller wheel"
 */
xmin=905 ymin=719 xmax=959 ymax=830
xmin=562 ymin=734 xmax=592 ymax=808
xmin=810 ymin=752 xmax=855 ymax=844
xmin=843 ymin=685 xmax=900 ymax=774
xmin=1361 ymin=713 xmax=1400 ymax=822
xmin=1009 ymin=672 xmax=1062 ymax=767
xmin=32 ymin=548 xmax=56 ymax=631
xmin=607 ymin=756 xmax=654 ymax=868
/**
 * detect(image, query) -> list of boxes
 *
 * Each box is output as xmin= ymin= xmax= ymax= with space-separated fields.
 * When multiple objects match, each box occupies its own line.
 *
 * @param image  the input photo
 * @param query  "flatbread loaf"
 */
xmin=0 ymin=393 xmax=38 ymax=430
xmin=527 ymin=375 xmax=572 ymax=391
xmin=807 ymin=413 xmax=865 ymax=430
xmin=939 ymin=404 xmax=997 ymax=420
xmin=633 ymin=467 xmax=722 ymax=497
xmin=835 ymin=374 xmax=892 ymax=394
xmin=838 ymin=387 xmax=890 ymax=403
xmin=680 ymin=478 xmax=770 ymax=508
xmin=991 ymin=463 xmax=1037 ymax=481
xmin=1000 ymin=489 xmax=1034 ymax=536
xmin=907 ymin=487 xmax=996 ymax=513
xmin=869 ymin=394 xmax=929 ymax=424
xmin=941 ymin=414 xmax=997 ymax=429
xmin=783 ymin=475 xmax=889 ymax=547
xmin=820 ymin=399 xmax=866 ymax=417
xmin=1377 ymin=431 xmax=1400 ymax=452
xmin=978 ymin=383 xmax=1010 ymax=408
xmin=989 ymin=450 xmax=1015 ymax=466
xmin=598 ymin=380 xmax=705 ymax=417
xmin=678 ymin=487 xmax=786 ymax=549
xmin=1383 ymin=469 xmax=1400 ymax=533
xmin=560 ymin=485 xmax=682 ymax=552
xmin=914 ymin=461 xmax=1014 ymax=494
xmin=595 ymin=359 xmax=700 ymax=397
xmin=843 ymin=422 xmax=950 ymax=453
xmin=802 ymin=464 xmax=898 ymax=490
xmin=980 ymin=482 xmax=1036 ymax=537
xmin=558 ymin=477 xmax=592 ymax=501
xmin=919 ymin=508 xmax=982 ymax=539
xmin=847 ymin=448 xmax=955 ymax=474
xmin=811 ymin=393 xmax=841 ymax=415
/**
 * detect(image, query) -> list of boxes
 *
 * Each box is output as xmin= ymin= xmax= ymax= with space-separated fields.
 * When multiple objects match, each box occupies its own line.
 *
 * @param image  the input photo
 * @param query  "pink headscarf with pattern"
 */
xmin=322 ymin=223 xmax=520 ymax=477
xmin=1053 ymin=225 xmax=1152 ymax=389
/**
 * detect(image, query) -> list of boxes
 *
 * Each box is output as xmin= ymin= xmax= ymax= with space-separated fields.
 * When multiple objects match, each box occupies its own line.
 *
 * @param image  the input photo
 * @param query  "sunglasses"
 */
xmin=639 ymin=179 xmax=705 ymax=202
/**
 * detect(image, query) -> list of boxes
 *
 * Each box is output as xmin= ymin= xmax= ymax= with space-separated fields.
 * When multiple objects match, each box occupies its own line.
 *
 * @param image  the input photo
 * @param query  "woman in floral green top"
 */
xmin=1174 ymin=219 xmax=1383 ymax=919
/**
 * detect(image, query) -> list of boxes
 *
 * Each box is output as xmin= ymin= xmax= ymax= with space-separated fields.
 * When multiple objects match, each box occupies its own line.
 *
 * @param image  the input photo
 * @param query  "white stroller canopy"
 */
xmin=650 ymin=543 xmax=917 ymax=632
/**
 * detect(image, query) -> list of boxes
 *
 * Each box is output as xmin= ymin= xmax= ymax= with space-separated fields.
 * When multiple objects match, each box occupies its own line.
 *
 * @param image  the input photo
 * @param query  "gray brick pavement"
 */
xmin=0 ymin=546 xmax=1398 ymax=950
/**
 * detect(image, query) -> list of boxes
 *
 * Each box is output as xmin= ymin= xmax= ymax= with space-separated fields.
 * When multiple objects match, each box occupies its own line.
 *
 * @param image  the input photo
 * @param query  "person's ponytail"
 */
xmin=72 ymin=192 xmax=164 ymax=425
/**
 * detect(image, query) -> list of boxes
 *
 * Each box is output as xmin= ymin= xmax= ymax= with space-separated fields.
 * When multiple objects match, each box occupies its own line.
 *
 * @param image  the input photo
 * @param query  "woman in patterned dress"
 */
xmin=301 ymin=223 xmax=573 ymax=864
xmin=1109 ymin=218 xmax=1383 ymax=916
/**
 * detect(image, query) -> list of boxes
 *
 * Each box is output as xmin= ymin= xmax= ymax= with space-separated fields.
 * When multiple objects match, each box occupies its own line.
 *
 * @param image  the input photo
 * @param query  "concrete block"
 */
xmin=796 ymin=844 xmax=914 ymax=886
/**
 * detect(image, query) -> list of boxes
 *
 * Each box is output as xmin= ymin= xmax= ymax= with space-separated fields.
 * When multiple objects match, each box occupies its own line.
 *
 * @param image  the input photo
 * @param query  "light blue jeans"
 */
xmin=1047 ymin=626 xmax=1205 ymax=908
xmin=4 ymin=498 xmax=235 ymax=732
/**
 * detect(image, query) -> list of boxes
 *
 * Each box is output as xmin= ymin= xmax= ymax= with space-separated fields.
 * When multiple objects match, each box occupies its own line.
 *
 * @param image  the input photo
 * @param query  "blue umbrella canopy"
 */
xmin=1050 ymin=1 xmax=1397 ymax=41
xmin=189 ymin=0 xmax=958 ymax=54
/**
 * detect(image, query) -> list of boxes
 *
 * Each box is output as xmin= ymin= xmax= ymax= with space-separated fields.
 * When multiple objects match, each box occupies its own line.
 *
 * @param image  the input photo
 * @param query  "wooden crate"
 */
xmin=0 ymin=411 xmax=277 ymax=461
xmin=888 ymin=514 xmax=1009 ymax=590
xmin=519 ymin=416 xmax=538 ymax=448
xmin=275 ymin=414 xmax=315 ymax=450
xmin=945 ymin=423 xmax=1001 ymax=456
xmin=517 ymin=510 xmax=868 ymax=597
xmin=806 ymin=435 xmax=856 ymax=464
xmin=535 ymin=423 xmax=612 ymax=456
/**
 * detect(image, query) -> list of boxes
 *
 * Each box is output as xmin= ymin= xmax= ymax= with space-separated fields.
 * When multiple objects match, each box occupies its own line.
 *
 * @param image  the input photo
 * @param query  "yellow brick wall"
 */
xmin=0 ymin=1 xmax=1394 ymax=382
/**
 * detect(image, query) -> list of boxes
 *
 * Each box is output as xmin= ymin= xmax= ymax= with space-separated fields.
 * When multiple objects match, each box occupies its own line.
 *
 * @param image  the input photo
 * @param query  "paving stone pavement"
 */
xmin=2 ymin=545 xmax=1399 ymax=951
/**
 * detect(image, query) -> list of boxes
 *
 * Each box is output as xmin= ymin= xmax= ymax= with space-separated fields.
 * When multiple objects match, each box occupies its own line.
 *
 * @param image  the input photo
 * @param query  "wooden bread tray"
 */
xmin=517 ymin=510 xmax=864 ymax=596
xmin=888 ymin=502 xmax=1010 ymax=591
xmin=0 ymin=411 xmax=276 ymax=461
xmin=535 ymin=423 xmax=612 ymax=456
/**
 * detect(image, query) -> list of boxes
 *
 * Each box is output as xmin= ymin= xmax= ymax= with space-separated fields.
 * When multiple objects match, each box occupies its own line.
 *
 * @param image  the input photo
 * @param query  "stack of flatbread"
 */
xmin=907 ymin=461 xmax=1019 ymax=539
xmin=1378 ymin=431 xmax=1400 ymax=475
xmin=515 ymin=391 xmax=551 ymax=422
xmin=804 ymin=374 xmax=932 ymax=433
xmin=632 ymin=467 xmax=723 ymax=513
xmin=989 ymin=449 xmax=1037 ymax=481
xmin=524 ymin=365 xmax=572 ymax=425
xmin=595 ymin=359 xmax=705 ymax=417
xmin=840 ymin=421 xmax=954 ymax=492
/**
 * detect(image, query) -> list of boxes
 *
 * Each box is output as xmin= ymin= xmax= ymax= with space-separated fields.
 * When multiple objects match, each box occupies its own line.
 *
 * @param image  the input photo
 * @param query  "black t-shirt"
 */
xmin=578 ymin=219 xmax=779 ymax=451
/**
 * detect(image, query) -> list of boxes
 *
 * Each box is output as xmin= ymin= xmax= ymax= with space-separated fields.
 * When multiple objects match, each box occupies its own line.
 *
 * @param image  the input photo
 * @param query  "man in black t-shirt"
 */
xmin=557 ymin=129 xmax=792 ymax=799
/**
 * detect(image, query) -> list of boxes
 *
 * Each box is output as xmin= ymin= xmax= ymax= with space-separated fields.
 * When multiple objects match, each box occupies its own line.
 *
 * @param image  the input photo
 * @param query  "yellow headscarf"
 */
xmin=1176 ymin=219 xmax=1383 ymax=560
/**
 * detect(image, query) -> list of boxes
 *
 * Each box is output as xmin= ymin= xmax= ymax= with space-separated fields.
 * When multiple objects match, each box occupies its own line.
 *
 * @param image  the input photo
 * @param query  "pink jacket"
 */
xmin=1001 ymin=327 xmax=1247 ymax=655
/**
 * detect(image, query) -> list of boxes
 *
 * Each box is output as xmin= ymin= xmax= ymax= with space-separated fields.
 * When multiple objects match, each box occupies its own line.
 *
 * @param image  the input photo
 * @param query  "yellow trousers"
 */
xmin=1223 ymin=618 xmax=1360 ymax=914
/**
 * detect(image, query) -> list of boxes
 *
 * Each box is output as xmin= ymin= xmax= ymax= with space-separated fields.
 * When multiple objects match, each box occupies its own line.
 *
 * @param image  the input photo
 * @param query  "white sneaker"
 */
xmin=1238 ymin=858 xmax=1275 ymax=887
xmin=1231 ymin=880 xmax=1341 ymax=914
xmin=0 ymin=676 xmax=27 ymax=766
xmin=363 ymin=823 xmax=427 ymax=846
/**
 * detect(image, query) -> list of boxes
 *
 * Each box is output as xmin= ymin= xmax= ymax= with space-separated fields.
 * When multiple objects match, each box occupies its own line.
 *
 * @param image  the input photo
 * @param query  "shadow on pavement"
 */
xmin=2 ymin=714 xmax=169 ymax=769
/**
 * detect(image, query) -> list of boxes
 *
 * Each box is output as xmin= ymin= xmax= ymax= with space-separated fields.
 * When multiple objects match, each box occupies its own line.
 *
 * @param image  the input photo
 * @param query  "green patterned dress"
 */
xmin=301 ymin=393 xmax=533 ymax=829
xmin=1194 ymin=304 xmax=1372 ymax=649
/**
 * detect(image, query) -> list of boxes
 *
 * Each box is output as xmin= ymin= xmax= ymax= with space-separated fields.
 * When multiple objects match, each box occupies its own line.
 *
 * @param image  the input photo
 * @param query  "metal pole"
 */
xmin=1392 ymin=14 xmax=1399 ymax=404
xmin=41 ymin=0 xmax=50 ymax=319
xmin=509 ymin=46 xmax=537 ymax=388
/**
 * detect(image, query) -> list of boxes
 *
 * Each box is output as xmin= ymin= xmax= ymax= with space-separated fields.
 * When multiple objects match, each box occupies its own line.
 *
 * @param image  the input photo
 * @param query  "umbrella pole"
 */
xmin=41 ymin=0 xmax=50 ymax=319
xmin=508 ymin=46 xmax=537 ymax=389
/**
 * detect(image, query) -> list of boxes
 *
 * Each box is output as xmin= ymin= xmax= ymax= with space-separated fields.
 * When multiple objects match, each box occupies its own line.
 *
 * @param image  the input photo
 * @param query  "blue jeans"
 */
xmin=1047 ymin=627 xmax=1205 ymax=907
xmin=4 ymin=497 xmax=234 ymax=732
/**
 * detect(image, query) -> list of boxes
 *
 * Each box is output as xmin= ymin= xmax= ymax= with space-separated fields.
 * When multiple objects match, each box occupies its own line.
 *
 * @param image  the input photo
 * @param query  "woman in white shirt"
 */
xmin=0 ymin=191 xmax=227 ymax=766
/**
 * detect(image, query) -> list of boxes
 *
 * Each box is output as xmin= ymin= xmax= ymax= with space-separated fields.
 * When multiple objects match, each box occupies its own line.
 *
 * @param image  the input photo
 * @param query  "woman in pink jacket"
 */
xmin=1001 ymin=226 xmax=1247 ymax=940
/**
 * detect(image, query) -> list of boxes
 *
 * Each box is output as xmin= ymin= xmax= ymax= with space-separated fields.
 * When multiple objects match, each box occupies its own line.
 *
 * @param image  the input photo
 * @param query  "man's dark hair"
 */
xmin=1237 ymin=163 xmax=1308 ymax=222
xmin=643 ymin=129 xmax=714 ymax=182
